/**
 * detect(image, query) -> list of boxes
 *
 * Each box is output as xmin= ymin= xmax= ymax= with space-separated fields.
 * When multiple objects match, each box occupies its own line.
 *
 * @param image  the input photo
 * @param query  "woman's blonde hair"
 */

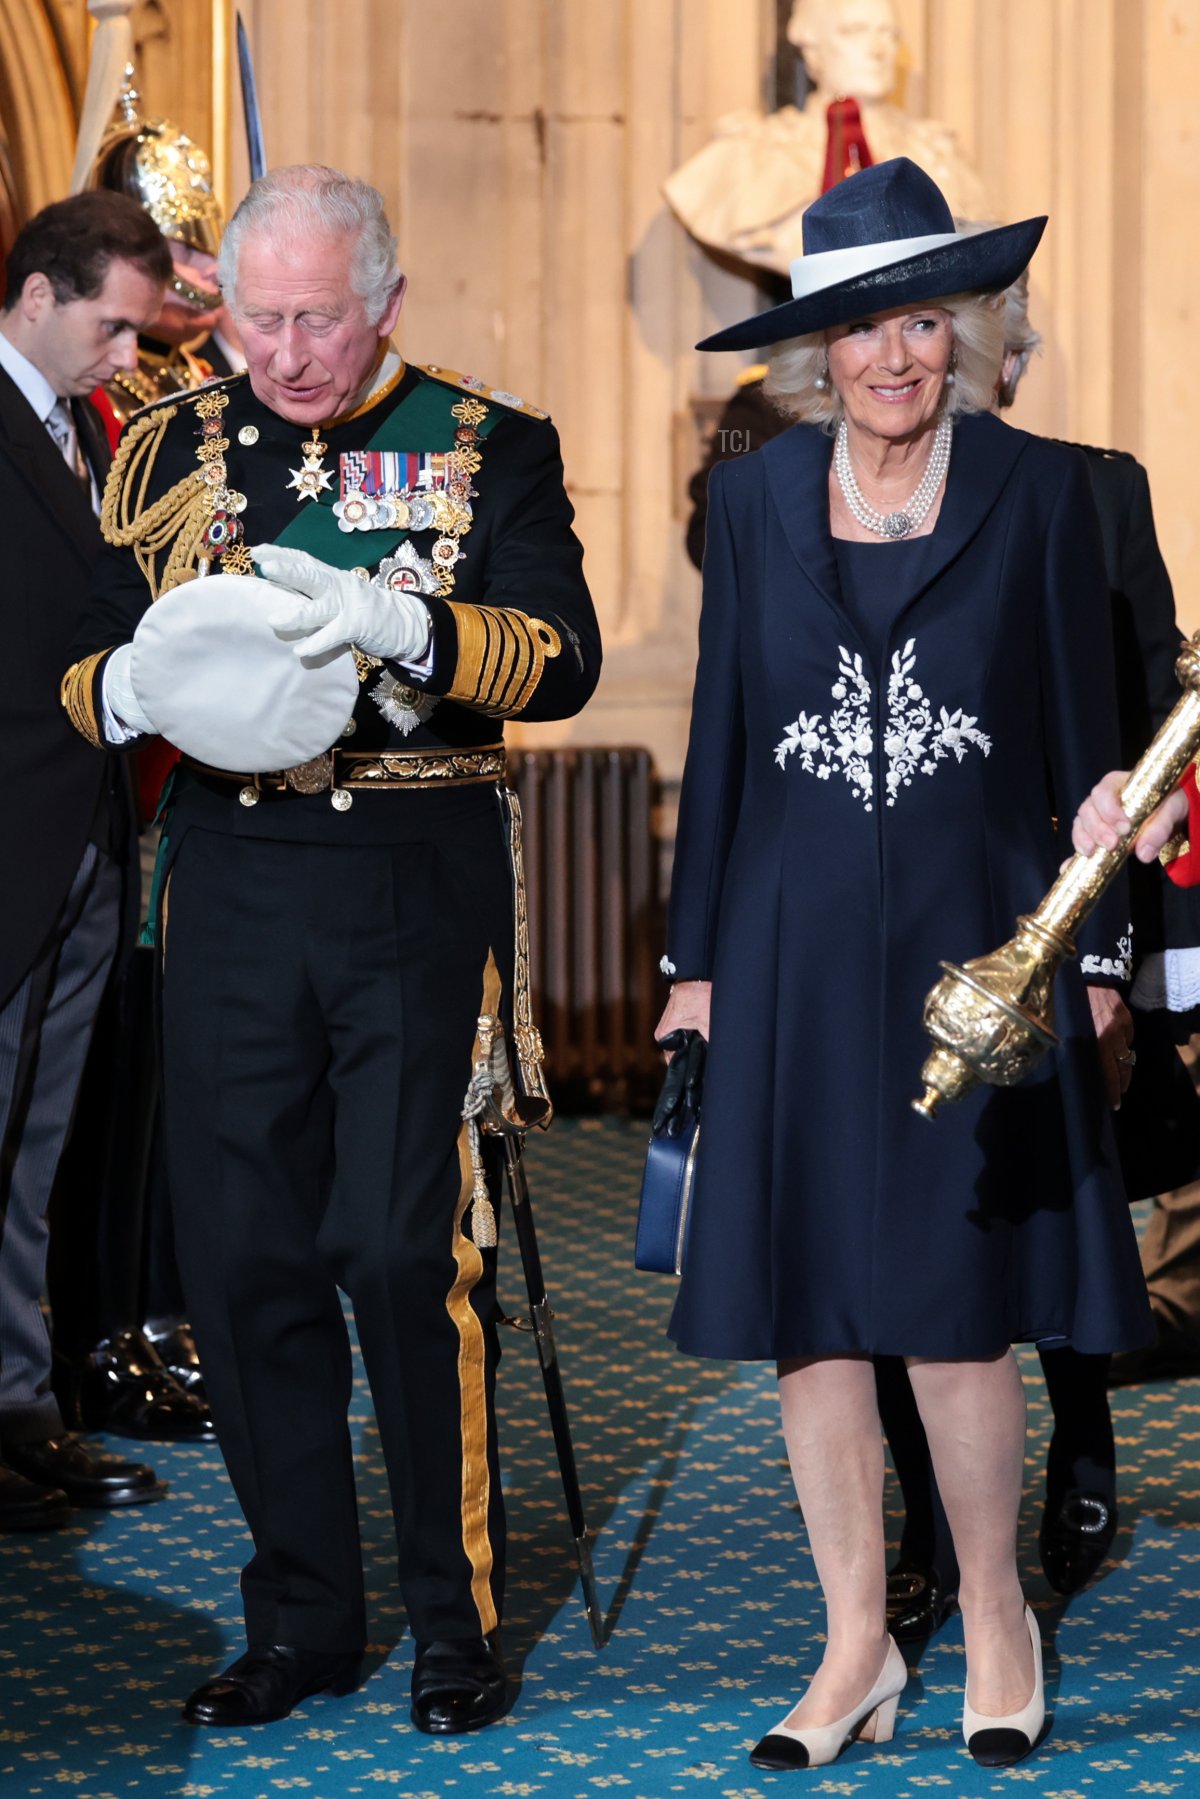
xmin=764 ymin=290 xmax=1006 ymax=428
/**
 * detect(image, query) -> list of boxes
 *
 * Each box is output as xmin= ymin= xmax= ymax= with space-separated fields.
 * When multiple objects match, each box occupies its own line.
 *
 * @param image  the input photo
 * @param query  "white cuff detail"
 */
xmin=101 ymin=644 xmax=154 ymax=742
xmin=1131 ymin=948 xmax=1200 ymax=1013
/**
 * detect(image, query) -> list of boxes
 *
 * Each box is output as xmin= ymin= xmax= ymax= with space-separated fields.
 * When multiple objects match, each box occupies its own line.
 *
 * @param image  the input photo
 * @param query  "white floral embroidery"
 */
xmin=660 ymin=955 xmax=677 ymax=977
xmin=775 ymin=638 xmax=992 ymax=812
xmin=1081 ymin=923 xmax=1133 ymax=983
xmin=775 ymin=644 xmax=875 ymax=806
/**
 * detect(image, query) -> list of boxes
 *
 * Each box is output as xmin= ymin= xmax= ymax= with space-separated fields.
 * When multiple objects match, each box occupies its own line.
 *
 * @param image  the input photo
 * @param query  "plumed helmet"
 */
xmin=90 ymin=66 xmax=224 ymax=257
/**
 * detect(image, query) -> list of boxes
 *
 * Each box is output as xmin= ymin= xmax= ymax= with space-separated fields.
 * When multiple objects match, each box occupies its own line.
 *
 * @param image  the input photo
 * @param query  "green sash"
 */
xmin=268 ymin=376 xmax=502 ymax=570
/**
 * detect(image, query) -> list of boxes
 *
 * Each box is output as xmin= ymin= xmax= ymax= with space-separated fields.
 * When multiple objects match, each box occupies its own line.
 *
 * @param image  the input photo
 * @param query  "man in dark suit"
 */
xmin=46 ymin=77 xmax=238 ymax=1440
xmin=0 ymin=191 xmax=172 ymax=1526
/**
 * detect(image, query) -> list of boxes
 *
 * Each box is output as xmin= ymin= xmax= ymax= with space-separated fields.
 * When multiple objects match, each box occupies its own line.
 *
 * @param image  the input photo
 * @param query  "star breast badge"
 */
xmin=287 ymin=460 xmax=334 ymax=501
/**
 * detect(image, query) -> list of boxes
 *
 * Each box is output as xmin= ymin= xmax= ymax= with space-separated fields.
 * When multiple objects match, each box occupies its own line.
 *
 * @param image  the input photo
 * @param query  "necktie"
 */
xmin=46 ymin=398 xmax=94 ymax=502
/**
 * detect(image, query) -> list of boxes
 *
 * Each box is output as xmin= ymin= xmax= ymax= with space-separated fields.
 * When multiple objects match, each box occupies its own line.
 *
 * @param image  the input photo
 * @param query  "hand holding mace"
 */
xmin=913 ymin=633 xmax=1200 ymax=1119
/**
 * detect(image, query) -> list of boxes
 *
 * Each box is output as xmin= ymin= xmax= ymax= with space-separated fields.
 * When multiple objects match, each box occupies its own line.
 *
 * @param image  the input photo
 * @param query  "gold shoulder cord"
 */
xmin=99 ymin=403 xmax=210 ymax=600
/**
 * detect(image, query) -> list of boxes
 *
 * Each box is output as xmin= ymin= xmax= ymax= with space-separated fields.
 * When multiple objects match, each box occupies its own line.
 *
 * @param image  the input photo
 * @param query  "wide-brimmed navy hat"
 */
xmin=697 ymin=157 xmax=1046 ymax=352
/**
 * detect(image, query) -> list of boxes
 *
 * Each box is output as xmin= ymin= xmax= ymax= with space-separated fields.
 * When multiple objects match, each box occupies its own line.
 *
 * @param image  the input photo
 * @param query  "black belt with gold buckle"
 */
xmin=181 ymin=745 xmax=506 ymax=812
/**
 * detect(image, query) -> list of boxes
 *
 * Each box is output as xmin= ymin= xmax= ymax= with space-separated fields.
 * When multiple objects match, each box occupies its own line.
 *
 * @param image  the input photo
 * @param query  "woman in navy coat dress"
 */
xmin=656 ymin=160 xmax=1152 ymax=1772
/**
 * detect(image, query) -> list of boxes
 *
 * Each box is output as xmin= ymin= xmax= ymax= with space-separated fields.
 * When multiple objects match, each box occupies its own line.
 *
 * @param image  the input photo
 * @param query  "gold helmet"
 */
xmin=90 ymin=66 xmax=224 ymax=262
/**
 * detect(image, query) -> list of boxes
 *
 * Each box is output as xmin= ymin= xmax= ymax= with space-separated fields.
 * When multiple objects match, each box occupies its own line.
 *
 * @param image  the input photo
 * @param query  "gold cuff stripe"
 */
xmin=445 ymin=602 xmax=562 ymax=718
xmin=61 ymin=653 xmax=107 ymax=749
xmin=445 ymin=949 xmax=505 ymax=1635
xmin=1161 ymin=834 xmax=1190 ymax=868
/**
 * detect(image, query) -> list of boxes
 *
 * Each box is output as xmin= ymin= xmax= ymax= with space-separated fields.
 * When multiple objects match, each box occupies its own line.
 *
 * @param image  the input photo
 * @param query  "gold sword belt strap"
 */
xmin=181 ymin=744 xmax=507 ymax=793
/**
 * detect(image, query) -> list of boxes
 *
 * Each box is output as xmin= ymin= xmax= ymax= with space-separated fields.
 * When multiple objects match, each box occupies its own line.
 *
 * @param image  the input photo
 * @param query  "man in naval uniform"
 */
xmin=48 ymin=70 xmax=242 ymax=1443
xmin=63 ymin=164 xmax=600 ymax=1734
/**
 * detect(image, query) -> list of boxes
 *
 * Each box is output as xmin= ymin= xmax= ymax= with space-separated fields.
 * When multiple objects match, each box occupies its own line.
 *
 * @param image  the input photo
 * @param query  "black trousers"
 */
xmin=161 ymin=821 xmax=512 ymax=1650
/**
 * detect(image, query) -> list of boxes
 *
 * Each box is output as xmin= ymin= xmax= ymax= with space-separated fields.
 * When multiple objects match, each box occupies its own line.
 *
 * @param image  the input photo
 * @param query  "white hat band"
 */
xmin=789 ymin=230 xmax=964 ymax=301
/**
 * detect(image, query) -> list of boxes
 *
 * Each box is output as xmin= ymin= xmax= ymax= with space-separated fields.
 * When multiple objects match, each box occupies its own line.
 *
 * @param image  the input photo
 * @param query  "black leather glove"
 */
xmin=651 ymin=1028 xmax=707 ymax=1137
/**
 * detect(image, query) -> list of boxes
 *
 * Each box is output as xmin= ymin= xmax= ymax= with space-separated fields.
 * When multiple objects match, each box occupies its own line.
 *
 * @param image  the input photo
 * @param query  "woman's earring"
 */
xmin=945 ymin=355 xmax=957 ymax=387
xmin=815 ymin=362 xmax=829 ymax=391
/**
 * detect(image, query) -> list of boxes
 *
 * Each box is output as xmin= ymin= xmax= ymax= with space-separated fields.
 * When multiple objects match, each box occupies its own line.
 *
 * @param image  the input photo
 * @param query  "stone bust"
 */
xmin=664 ymin=0 xmax=988 ymax=276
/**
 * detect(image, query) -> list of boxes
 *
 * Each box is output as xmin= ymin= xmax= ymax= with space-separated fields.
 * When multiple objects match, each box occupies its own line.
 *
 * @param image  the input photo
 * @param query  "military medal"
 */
xmin=374 ymin=543 xmax=437 ymax=594
xmin=288 ymin=426 xmax=333 ymax=502
xmin=332 ymin=488 xmax=374 ymax=531
xmin=371 ymin=675 xmax=437 ymax=736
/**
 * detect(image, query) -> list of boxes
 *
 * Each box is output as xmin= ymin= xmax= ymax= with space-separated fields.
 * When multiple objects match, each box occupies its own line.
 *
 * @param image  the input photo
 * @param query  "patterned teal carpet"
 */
xmin=3 ymin=1119 xmax=1199 ymax=1798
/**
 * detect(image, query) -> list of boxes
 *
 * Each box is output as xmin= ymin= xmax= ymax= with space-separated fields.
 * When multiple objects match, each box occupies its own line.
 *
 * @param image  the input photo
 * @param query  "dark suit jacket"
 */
xmin=0 ymin=364 xmax=126 ymax=1006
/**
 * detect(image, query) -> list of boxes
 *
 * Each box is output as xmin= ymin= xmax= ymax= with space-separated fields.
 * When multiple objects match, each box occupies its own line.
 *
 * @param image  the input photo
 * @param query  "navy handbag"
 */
xmin=636 ymin=1027 xmax=705 ymax=1274
xmin=635 ymin=1115 xmax=700 ymax=1274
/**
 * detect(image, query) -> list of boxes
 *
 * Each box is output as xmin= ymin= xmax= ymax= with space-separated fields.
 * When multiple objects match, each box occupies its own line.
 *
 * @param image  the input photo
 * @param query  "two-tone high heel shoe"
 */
xmin=749 ymin=1635 xmax=908 ymax=1771
xmin=962 ymin=1605 xmax=1045 ymax=1767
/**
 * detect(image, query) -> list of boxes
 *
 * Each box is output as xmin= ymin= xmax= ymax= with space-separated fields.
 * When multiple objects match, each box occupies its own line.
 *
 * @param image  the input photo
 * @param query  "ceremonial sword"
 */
xmin=236 ymin=12 xmax=267 ymax=183
xmin=471 ymin=1027 xmax=604 ymax=1650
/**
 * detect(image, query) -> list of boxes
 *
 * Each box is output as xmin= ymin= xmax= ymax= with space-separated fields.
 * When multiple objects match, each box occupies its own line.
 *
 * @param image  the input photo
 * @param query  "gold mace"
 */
xmin=913 ymin=633 xmax=1200 ymax=1120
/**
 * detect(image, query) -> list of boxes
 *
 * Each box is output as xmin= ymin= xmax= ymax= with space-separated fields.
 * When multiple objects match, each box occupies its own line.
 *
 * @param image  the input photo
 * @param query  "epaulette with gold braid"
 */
xmin=415 ymin=363 xmax=550 ymax=421
xmin=121 ymin=368 xmax=246 ymax=429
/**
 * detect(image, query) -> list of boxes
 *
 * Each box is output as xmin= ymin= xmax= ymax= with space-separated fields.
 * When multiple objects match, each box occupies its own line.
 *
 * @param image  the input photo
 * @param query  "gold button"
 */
xmin=331 ymin=788 xmax=353 ymax=812
xmin=238 ymin=425 xmax=259 ymax=445
xmin=341 ymin=718 xmax=356 ymax=737
xmin=238 ymin=785 xmax=259 ymax=807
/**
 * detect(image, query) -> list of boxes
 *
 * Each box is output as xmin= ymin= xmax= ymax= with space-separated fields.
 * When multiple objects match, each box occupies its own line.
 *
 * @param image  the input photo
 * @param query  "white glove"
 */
xmin=102 ymin=641 xmax=157 ymax=738
xmin=253 ymin=543 xmax=432 ymax=664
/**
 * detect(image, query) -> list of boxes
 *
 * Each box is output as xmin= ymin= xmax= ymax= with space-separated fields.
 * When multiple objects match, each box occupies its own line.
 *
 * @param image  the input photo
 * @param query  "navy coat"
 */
xmin=664 ymin=410 xmax=1153 ymax=1361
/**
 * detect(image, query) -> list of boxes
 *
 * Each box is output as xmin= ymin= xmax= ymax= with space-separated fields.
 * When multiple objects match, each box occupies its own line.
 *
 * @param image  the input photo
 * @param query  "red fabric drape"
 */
xmin=821 ymin=98 xmax=874 ymax=193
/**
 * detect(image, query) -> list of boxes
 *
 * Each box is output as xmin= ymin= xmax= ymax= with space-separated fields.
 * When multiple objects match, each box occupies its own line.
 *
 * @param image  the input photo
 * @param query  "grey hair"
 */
xmin=764 ymin=289 xmax=1007 ymax=428
xmin=953 ymin=218 xmax=1042 ymax=408
xmin=995 ymin=267 xmax=1042 ymax=408
xmin=217 ymin=164 xmax=402 ymax=325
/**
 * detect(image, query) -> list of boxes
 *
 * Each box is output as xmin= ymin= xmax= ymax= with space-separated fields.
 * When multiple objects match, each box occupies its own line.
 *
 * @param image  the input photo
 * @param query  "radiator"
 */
xmin=508 ymin=747 xmax=663 ymax=1112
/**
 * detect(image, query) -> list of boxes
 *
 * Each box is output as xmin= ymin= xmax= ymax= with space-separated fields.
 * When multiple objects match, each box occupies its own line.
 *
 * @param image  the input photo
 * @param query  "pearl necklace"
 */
xmin=834 ymin=415 xmax=952 ymax=540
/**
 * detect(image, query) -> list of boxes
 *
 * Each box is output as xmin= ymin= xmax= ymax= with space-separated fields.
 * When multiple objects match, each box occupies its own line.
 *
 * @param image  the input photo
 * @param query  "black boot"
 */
xmin=1038 ymin=1346 xmax=1117 ymax=1594
xmin=874 ymin=1356 xmax=960 ymax=1640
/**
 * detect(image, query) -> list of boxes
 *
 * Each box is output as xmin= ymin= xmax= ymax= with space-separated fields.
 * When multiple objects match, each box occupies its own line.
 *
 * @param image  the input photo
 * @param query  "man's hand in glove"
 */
xmin=651 ymin=1028 xmax=707 ymax=1138
xmin=103 ymin=641 xmax=157 ymax=737
xmin=254 ymin=543 xmax=433 ymax=664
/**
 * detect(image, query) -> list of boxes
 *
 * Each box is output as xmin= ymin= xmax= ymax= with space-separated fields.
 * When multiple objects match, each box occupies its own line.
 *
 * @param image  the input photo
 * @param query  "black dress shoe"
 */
xmin=885 ymin=1563 xmax=959 ymax=1642
xmin=411 ymin=1634 xmax=508 ymax=1735
xmin=183 ymin=1645 xmax=363 ymax=1727
xmin=143 ymin=1318 xmax=207 ymax=1402
xmin=1039 ymin=1490 xmax=1117 ymax=1594
xmin=55 ymin=1331 xmax=214 ymax=1442
xmin=1 ymin=1435 xmax=165 ymax=1507
xmin=0 ymin=1462 xmax=71 ymax=1530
